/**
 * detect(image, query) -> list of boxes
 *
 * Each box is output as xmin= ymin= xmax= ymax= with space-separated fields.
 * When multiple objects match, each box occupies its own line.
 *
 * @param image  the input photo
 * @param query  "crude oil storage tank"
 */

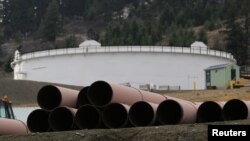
xmin=11 ymin=45 xmax=236 ymax=90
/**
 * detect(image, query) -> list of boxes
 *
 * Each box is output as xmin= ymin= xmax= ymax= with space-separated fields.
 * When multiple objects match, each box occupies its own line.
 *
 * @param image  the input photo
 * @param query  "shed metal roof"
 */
xmin=205 ymin=64 xmax=229 ymax=70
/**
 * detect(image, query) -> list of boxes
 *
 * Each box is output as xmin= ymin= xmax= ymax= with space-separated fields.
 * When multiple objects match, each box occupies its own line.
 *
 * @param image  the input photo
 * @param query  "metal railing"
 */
xmin=19 ymin=46 xmax=235 ymax=61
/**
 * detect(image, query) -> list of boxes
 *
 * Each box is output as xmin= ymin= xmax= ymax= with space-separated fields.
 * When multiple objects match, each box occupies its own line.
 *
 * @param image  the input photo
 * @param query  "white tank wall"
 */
xmin=12 ymin=46 xmax=235 ymax=90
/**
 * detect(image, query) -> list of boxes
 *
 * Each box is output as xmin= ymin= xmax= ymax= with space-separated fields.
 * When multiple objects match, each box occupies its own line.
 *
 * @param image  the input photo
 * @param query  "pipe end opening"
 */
xmin=37 ymin=85 xmax=62 ymax=110
xmin=88 ymin=81 xmax=113 ymax=107
xmin=129 ymin=101 xmax=155 ymax=126
xmin=49 ymin=107 xmax=74 ymax=131
xmin=223 ymin=99 xmax=248 ymax=120
xmin=103 ymin=103 xmax=128 ymax=128
xmin=77 ymin=86 xmax=90 ymax=107
xmin=157 ymin=100 xmax=182 ymax=124
xmin=197 ymin=101 xmax=223 ymax=122
xmin=27 ymin=109 xmax=50 ymax=132
xmin=75 ymin=105 xmax=101 ymax=129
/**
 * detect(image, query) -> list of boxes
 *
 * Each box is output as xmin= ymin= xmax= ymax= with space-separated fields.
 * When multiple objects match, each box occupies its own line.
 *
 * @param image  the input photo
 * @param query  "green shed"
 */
xmin=205 ymin=64 xmax=240 ymax=89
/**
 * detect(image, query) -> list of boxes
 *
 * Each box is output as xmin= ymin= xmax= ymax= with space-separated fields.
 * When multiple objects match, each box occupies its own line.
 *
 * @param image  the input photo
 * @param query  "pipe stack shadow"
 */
xmin=27 ymin=80 xmax=250 ymax=133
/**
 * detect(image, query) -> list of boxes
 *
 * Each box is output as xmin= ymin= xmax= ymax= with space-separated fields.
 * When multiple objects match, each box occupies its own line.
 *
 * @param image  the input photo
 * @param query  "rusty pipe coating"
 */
xmin=156 ymin=99 xmax=197 ymax=124
xmin=129 ymin=101 xmax=158 ymax=127
xmin=197 ymin=101 xmax=223 ymax=122
xmin=27 ymin=109 xmax=50 ymax=132
xmin=88 ymin=81 xmax=166 ymax=107
xmin=32 ymin=81 xmax=250 ymax=130
xmin=140 ymin=90 xmax=166 ymax=104
xmin=223 ymin=99 xmax=250 ymax=120
xmin=49 ymin=107 xmax=77 ymax=131
xmin=75 ymin=105 xmax=102 ymax=129
xmin=77 ymin=86 xmax=90 ymax=108
xmin=37 ymin=85 xmax=79 ymax=111
xmin=88 ymin=81 xmax=142 ymax=107
xmin=102 ymin=103 xmax=130 ymax=128
xmin=0 ymin=118 xmax=29 ymax=135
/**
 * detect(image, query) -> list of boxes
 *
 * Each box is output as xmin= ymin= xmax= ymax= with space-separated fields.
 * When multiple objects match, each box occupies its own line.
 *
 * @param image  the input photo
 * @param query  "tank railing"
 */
xmin=20 ymin=46 xmax=235 ymax=61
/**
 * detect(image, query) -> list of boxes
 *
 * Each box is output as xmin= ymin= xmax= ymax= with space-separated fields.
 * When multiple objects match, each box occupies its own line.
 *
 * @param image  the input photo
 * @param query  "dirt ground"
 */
xmin=0 ymin=119 xmax=249 ymax=141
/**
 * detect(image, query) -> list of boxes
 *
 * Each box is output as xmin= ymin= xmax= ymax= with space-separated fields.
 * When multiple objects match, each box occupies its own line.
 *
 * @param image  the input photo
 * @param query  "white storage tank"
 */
xmin=11 ymin=45 xmax=236 ymax=90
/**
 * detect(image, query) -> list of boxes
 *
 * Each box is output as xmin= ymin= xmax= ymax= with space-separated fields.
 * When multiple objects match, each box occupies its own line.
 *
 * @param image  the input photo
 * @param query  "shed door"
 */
xmin=206 ymin=70 xmax=211 ymax=86
xmin=231 ymin=69 xmax=236 ymax=80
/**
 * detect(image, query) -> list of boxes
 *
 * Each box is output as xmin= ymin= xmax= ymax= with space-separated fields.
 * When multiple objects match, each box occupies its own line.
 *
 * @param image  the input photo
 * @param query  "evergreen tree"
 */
xmin=87 ymin=28 xmax=99 ymax=40
xmin=41 ymin=0 xmax=61 ymax=41
xmin=131 ymin=20 xmax=139 ymax=44
xmin=197 ymin=28 xmax=208 ymax=44
xmin=64 ymin=35 xmax=77 ymax=48
xmin=169 ymin=27 xmax=195 ymax=47
xmin=2 ymin=55 xmax=13 ymax=72
xmin=159 ymin=4 xmax=174 ymax=27
xmin=241 ymin=0 xmax=250 ymax=64
xmin=212 ymin=38 xmax=221 ymax=50
xmin=3 ymin=0 xmax=36 ymax=38
xmin=33 ymin=0 xmax=50 ymax=29
xmin=224 ymin=0 xmax=246 ymax=65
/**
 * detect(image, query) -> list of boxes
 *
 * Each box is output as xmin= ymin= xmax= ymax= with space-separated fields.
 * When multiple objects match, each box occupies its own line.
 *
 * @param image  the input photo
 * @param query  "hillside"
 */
xmin=0 ymin=1 xmax=249 ymax=140
xmin=0 ymin=0 xmax=249 ymax=70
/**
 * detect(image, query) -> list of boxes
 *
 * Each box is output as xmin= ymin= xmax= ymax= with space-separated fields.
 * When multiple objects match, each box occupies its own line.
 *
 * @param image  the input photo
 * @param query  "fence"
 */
xmin=240 ymin=66 xmax=250 ymax=77
xmin=139 ymin=84 xmax=181 ymax=92
xmin=158 ymin=85 xmax=181 ymax=91
xmin=18 ymin=46 xmax=235 ymax=61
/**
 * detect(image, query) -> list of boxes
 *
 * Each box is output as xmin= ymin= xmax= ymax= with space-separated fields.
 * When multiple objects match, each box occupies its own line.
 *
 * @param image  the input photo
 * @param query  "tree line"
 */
xmin=0 ymin=0 xmax=249 ymax=66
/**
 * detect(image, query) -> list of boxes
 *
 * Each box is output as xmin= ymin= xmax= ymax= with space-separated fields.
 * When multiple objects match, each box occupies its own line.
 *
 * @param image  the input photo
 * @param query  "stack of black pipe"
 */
xmin=27 ymin=80 xmax=250 ymax=132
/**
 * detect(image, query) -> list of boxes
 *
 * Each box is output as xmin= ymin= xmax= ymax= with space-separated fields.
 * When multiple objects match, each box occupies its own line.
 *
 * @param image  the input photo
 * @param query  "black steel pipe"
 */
xmin=197 ymin=101 xmax=223 ymax=122
xmin=88 ymin=81 xmax=166 ymax=107
xmin=223 ymin=99 xmax=250 ymax=120
xmin=129 ymin=101 xmax=157 ymax=127
xmin=49 ymin=107 xmax=77 ymax=131
xmin=102 ymin=103 xmax=130 ymax=128
xmin=27 ymin=109 xmax=50 ymax=132
xmin=77 ymin=86 xmax=90 ymax=108
xmin=75 ymin=105 xmax=102 ymax=129
xmin=37 ymin=85 xmax=79 ymax=111
xmin=156 ymin=99 xmax=197 ymax=124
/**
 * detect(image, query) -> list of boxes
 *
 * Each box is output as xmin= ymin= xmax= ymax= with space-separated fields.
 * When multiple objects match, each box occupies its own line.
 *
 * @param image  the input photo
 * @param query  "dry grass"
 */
xmin=164 ymin=87 xmax=250 ymax=102
xmin=1 ymin=74 xmax=250 ymax=106
xmin=0 ymin=78 xmax=82 ymax=106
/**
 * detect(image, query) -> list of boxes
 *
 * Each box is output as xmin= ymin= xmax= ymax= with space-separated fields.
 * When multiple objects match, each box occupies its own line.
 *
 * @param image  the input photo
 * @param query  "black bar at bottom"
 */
xmin=208 ymin=125 xmax=250 ymax=141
